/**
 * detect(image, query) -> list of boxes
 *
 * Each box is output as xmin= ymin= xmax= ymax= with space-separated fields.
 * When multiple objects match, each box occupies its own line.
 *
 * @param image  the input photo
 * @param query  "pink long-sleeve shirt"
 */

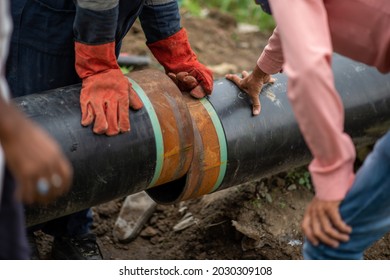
xmin=257 ymin=0 xmax=390 ymax=201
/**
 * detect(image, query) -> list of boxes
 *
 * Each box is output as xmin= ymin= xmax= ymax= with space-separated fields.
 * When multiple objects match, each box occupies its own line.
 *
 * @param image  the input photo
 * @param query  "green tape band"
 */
xmin=128 ymin=78 xmax=164 ymax=188
xmin=200 ymin=98 xmax=227 ymax=192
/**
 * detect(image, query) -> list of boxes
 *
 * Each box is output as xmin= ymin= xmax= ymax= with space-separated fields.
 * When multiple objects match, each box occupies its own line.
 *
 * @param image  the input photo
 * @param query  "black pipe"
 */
xmin=18 ymin=85 xmax=157 ymax=226
xmin=15 ymin=54 xmax=390 ymax=226
xmin=212 ymin=54 xmax=390 ymax=190
xmin=147 ymin=54 xmax=390 ymax=203
xmin=117 ymin=54 xmax=151 ymax=67
xmin=18 ymin=70 xmax=192 ymax=226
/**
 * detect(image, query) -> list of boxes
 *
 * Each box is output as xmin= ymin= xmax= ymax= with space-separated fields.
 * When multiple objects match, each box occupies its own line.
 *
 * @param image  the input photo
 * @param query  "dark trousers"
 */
xmin=0 ymin=169 xmax=30 ymax=259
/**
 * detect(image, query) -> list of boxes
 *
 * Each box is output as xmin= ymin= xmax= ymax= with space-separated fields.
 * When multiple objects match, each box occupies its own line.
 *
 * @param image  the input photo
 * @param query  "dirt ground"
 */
xmin=36 ymin=9 xmax=390 ymax=260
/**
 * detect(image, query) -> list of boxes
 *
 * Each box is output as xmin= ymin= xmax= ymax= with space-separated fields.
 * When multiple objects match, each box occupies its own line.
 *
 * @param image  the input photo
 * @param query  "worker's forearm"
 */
xmin=139 ymin=0 xmax=180 ymax=43
xmin=257 ymin=27 xmax=284 ymax=74
xmin=0 ymin=97 xmax=26 ymax=144
xmin=74 ymin=0 xmax=119 ymax=45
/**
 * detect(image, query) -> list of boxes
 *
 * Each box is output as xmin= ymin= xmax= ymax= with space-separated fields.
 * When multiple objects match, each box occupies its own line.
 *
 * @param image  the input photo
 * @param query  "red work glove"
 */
xmin=75 ymin=42 xmax=143 ymax=136
xmin=147 ymin=28 xmax=213 ymax=98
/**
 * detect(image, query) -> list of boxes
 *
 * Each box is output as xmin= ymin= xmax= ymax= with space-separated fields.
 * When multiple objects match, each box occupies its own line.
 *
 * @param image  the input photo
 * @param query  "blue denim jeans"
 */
xmin=6 ymin=0 xmax=180 ymax=97
xmin=139 ymin=1 xmax=180 ymax=44
xmin=304 ymin=130 xmax=390 ymax=259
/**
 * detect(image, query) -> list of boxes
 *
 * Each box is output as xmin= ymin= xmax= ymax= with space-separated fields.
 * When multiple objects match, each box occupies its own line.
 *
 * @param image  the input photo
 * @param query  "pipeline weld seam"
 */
xmin=200 ymin=98 xmax=227 ymax=192
xmin=128 ymin=77 xmax=164 ymax=188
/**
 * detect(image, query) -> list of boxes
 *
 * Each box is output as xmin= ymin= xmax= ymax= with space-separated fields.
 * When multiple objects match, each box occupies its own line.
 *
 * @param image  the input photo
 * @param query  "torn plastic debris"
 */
xmin=173 ymin=212 xmax=197 ymax=232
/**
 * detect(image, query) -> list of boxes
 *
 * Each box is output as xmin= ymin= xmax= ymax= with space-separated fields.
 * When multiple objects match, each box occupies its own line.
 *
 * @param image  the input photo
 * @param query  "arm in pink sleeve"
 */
xmin=257 ymin=27 xmax=284 ymax=74
xmin=269 ymin=0 xmax=356 ymax=200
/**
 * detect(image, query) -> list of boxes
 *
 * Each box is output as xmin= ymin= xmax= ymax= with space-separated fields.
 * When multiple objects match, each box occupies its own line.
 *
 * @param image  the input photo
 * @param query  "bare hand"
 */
xmin=225 ymin=65 xmax=275 ymax=115
xmin=2 ymin=105 xmax=73 ymax=205
xmin=302 ymin=197 xmax=352 ymax=248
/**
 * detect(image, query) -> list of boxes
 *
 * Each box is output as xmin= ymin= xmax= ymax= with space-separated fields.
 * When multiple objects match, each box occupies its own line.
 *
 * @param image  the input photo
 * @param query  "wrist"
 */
xmin=75 ymin=41 xmax=119 ymax=79
xmin=0 ymin=100 xmax=28 ymax=144
xmin=252 ymin=65 xmax=269 ymax=81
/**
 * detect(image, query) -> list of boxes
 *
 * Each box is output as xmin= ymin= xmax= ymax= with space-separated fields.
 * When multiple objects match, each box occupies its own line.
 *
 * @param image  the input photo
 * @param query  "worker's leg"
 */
xmin=304 ymin=131 xmax=390 ymax=259
xmin=0 ymin=169 xmax=30 ymax=260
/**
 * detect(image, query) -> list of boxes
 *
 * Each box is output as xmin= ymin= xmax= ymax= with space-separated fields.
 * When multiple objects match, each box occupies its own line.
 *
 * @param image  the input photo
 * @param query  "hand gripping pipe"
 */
xmin=15 ymin=54 xmax=390 ymax=227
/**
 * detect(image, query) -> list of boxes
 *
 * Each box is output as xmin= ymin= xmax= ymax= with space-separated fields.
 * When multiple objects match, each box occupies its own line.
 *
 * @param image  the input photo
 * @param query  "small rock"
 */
xmin=241 ymin=236 xmax=265 ymax=251
xmin=287 ymin=184 xmax=297 ymax=191
xmin=140 ymin=226 xmax=158 ymax=238
xmin=238 ymin=41 xmax=250 ymax=49
xmin=149 ymin=215 xmax=158 ymax=225
xmin=265 ymin=193 xmax=273 ymax=203
xmin=237 ymin=23 xmax=260 ymax=33
xmin=288 ymin=239 xmax=302 ymax=246
xmin=173 ymin=213 xmax=197 ymax=232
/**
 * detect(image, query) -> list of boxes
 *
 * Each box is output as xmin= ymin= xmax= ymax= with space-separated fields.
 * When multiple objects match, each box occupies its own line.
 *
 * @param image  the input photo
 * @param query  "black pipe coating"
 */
xmin=14 ymin=54 xmax=390 ymax=226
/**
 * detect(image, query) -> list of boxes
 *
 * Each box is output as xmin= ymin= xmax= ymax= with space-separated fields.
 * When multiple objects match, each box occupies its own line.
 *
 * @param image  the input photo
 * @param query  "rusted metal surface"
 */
xmin=130 ymin=70 xmax=193 ymax=187
xmin=179 ymin=95 xmax=222 ymax=201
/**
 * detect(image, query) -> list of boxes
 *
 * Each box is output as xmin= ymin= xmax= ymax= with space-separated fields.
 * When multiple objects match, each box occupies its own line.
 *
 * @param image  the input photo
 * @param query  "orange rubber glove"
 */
xmin=75 ymin=42 xmax=143 ymax=136
xmin=147 ymin=28 xmax=213 ymax=98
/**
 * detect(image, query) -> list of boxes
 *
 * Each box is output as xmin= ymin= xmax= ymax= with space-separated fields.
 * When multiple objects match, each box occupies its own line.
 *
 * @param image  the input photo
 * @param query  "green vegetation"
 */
xmin=278 ymin=201 xmax=286 ymax=209
xmin=251 ymin=198 xmax=262 ymax=208
xmin=120 ymin=65 xmax=133 ymax=75
xmin=286 ymin=167 xmax=313 ymax=191
xmin=180 ymin=0 xmax=275 ymax=32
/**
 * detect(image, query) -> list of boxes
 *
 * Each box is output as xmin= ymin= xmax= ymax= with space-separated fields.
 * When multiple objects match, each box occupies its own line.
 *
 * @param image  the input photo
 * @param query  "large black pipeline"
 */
xmin=15 ymin=54 xmax=390 ymax=226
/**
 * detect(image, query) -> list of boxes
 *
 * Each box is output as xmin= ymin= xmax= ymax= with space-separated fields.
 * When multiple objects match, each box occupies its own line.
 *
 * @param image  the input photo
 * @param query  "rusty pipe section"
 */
xmin=147 ymin=54 xmax=390 ymax=203
xmin=15 ymin=54 xmax=390 ymax=226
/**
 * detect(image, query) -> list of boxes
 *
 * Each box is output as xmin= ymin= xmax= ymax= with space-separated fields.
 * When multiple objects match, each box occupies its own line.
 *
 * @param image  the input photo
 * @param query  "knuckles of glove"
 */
xmin=168 ymin=66 xmax=213 ymax=99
